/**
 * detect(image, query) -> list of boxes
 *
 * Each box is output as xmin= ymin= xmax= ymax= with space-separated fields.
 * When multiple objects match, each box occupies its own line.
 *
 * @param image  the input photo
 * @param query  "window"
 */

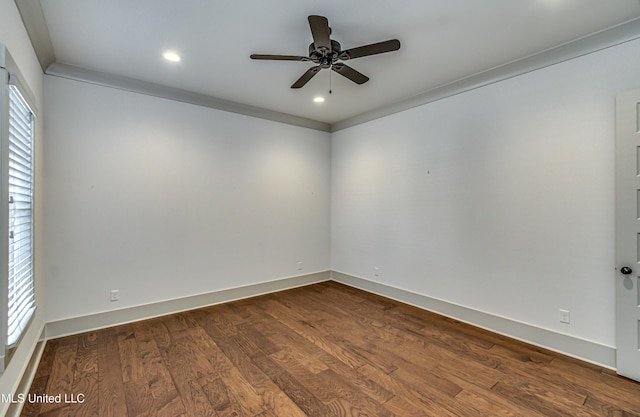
xmin=0 ymin=45 xmax=37 ymax=370
xmin=7 ymin=84 xmax=35 ymax=348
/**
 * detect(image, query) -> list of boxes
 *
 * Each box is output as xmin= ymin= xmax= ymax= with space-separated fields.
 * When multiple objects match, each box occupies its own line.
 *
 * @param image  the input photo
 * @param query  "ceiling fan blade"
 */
xmin=339 ymin=39 xmax=400 ymax=60
xmin=331 ymin=63 xmax=369 ymax=85
xmin=308 ymin=15 xmax=332 ymax=53
xmin=291 ymin=66 xmax=322 ymax=89
xmin=250 ymin=54 xmax=310 ymax=61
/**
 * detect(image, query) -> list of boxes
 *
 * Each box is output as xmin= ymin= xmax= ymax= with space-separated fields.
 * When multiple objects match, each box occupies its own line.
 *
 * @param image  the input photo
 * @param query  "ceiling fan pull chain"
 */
xmin=329 ymin=68 xmax=332 ymax=94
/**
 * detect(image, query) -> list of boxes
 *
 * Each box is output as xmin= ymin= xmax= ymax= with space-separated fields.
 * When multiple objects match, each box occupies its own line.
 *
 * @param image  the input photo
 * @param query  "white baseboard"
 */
xmin=331 ymin=271 xmax=616 ymax=370
xmin=45 ymin=269 xmax=615 ymax=368
xmin=8 ymin=268 xmax=617 ymax=417
xmin=46 ymin=271 xmax=331 ymax=339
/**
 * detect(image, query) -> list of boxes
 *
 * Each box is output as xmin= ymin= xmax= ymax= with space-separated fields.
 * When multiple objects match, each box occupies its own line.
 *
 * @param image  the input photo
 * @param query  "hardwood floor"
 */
xmin=20 ymin=281 xmax=640 ymax=416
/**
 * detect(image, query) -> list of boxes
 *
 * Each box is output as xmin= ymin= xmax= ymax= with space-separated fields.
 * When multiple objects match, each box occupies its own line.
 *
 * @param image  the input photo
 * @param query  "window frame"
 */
xmin=0 ymin=45 xmax=37 ymax=372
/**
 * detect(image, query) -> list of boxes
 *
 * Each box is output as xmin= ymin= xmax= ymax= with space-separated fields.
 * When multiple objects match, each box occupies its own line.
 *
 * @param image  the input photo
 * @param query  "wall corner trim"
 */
xmin=330 ymin=271 xmax=617 ymax=370
xmin=45 ymin=271 xmax=331 ymax=340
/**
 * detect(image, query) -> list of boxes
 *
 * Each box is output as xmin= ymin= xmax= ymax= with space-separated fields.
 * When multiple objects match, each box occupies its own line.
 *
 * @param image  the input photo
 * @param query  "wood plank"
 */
xmin=39 ymin=336 xmax=78 ymax=414
xmin=158 ymin=327 xmax=218 ymax=380
xmin=431 ymin=363 xmax=541 ymax=416
xmin=96 ymin=328 xmax=128 ymax=417
xmin=357 ymin=362 xmax=463 ymax=417
xmin=248 ymin=349 xmax=334 ymax=417
xmin=118 ymin=321 xmax=186 ymax=417
xmin=199 ymin=375 xmax=247 ymax=417
xmin=491 ymin=381 xmax=594 ymax=417
xmin=68 ymin=332 xmax=99 ymax=417
xmin=166 ymin=363 xmax=216 ymax=417
xmin=261 ymin=295 xmax=391 ymax=372
xmin=196 ymin=317 xmax=319 ymax=417
xmin=116 ymin=325 xmax=156 ymax=417
xmin=301 ymin=368 xmax=395 ymax=417
xmin=583 ymin=393 xmax=640 ymax=417
xmin=129 ymin=322 xmax=178 ymax=402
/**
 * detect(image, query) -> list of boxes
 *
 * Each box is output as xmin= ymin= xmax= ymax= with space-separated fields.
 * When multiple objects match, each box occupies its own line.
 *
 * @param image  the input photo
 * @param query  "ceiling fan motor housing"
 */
xmin=309 ymin=40 xmax=342 ymax=67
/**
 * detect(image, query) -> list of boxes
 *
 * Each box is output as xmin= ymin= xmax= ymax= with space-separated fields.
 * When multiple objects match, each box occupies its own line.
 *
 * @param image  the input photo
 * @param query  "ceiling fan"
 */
xmin=250 ymin=15 xmax=400 ymax=89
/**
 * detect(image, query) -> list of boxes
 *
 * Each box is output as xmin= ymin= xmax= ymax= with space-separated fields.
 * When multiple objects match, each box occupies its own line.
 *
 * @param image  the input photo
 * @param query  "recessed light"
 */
xmin=163 ymin=51 xmax=181 ymax=62
xmin=313 ymin=96 xmax=325 ymax=103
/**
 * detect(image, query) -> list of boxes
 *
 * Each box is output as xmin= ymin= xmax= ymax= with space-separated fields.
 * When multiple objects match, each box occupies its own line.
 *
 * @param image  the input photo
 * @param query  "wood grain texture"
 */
xmin=22 ymin=281 xmax=640 ymax=416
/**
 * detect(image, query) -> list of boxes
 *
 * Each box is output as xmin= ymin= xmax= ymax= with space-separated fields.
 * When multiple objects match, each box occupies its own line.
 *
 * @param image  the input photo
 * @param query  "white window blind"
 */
xmin=7 ymin=84 xmax=34 ymax=348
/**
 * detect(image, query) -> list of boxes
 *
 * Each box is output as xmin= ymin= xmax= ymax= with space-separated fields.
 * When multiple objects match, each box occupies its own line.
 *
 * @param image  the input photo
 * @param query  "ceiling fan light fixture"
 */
xmin=313 ymin=96 xmax=325 ymax=103
xmin=163 ymin=50 xmax=181 ymax=62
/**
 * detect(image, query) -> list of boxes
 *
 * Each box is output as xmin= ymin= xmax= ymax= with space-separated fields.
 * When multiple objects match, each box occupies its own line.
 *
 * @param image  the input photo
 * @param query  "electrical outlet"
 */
xmin=559 ymin=309 xmax=570 ymax=324
xmin=374 ymin=267 xmax=380 ymax=277
xmin=110 ymin=289 xmax=119 ymax=302
xmin=297 ymin=261 xmax=303 ymax=271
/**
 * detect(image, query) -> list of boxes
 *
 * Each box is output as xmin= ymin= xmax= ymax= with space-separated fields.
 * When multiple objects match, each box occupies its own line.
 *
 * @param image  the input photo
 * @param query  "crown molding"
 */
xmin=15 ymin=1 xmax=640 ymax=132
xmin=331 ymin=17 xmax=640 ymax=131
xmin=15 ymin=0 xmax=330 ymax=132
xmin=46 ymin=62 xmax=331 ymax=131
xmin=14 ymin=0 xmax=54 ymax=72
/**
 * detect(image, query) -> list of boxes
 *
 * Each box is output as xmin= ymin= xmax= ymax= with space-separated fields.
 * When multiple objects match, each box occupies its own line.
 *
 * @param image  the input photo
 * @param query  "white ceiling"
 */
xmin=32 ymin=0 xmax=640 ymax=126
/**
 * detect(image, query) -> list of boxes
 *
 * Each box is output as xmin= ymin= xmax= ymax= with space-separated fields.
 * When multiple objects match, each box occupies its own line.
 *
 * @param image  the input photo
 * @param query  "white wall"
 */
xmin=332 ymin=38 xmax=640 ymax=348
xmin=0 ymin=0 xmax=45 ymax=413
xmin=43 ymin=76 xmax=331 ymax=322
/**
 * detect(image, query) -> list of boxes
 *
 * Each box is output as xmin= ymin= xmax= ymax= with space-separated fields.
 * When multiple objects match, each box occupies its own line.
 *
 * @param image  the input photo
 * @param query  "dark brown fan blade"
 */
xmin=250 ymin=54 xmax=310 ymax=61
xmin=291 ymin=66 xmax=322 ymax=88
xmin=308 ymin=15 xmax=332 ymax=53
xmin=339 ymin=39 xmax=400 ymax=60
xmin=331 ymin=63 xmax=369 ymax=84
